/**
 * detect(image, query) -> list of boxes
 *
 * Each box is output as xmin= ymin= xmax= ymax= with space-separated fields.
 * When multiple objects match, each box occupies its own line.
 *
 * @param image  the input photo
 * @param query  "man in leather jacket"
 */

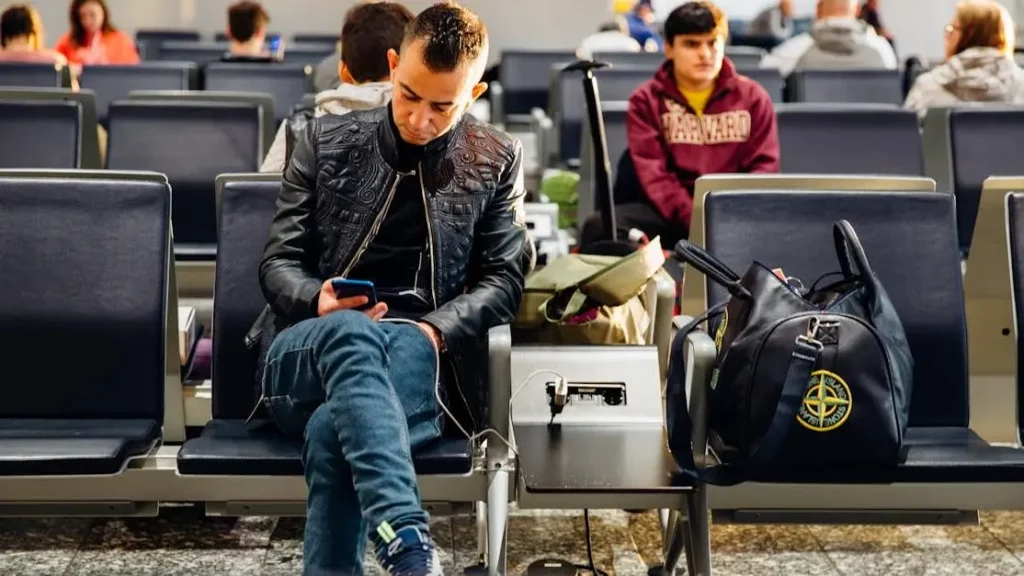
xmin=255 ymin=3 xmax=528 ymax=575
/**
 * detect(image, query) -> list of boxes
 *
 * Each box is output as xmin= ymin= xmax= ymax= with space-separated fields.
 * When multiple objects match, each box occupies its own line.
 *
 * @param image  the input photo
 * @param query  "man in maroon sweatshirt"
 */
xmin=582 ymin=0 xmax=780 ymax=248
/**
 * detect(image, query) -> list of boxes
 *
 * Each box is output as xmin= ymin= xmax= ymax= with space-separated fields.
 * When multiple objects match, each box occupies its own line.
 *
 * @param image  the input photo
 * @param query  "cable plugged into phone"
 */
xmin=548 ymin=376 xmax=569 ymax=424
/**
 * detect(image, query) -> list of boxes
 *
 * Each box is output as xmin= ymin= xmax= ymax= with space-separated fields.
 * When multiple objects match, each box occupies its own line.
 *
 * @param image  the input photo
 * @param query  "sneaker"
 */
xmin=374 ymin=522 xmax=442 ymax=576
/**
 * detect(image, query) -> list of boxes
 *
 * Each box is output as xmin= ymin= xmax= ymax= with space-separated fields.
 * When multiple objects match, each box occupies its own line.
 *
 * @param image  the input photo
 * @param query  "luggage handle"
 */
xmin=832 ymin=220 xmax=878 ymax=300
xmin=674 ymin=240 xmax=751 ymax=300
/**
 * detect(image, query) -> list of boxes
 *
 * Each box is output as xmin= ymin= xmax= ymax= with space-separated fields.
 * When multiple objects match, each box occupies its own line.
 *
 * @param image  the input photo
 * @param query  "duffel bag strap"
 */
xmin=674 ymin=240 xmax=751 ymax=300
xmin=542 ymin=237 xmax=666 ymax=322
xmin=668 ymin=317 xmax=823 ymax=486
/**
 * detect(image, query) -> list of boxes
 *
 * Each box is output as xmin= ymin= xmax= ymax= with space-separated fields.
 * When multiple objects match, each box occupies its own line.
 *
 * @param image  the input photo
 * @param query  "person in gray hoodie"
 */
xmin=905 ymin=0 xmax=1024 ymax=118
xmin=260 ymin=2 xmax=413 ymax=172
xmin=747 ymin=0 xmax=794 ymax=42
xmin=760 ymin=0 xmax=896 ymax=78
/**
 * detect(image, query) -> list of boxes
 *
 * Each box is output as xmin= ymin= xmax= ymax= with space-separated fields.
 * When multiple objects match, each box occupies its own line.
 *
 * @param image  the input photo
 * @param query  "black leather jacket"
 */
xmin=249 ymin=106 xmax=531 ymax=428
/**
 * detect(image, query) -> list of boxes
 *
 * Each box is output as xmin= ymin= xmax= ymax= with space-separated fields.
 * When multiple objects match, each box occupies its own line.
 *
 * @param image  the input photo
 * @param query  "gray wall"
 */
xmin=30 ymin=0 xmax=608 ymax=65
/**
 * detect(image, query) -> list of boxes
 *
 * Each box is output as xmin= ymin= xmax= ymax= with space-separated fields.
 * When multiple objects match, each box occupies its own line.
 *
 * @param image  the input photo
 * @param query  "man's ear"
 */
xmin=387 ymin=48 xmax=400 ymax=75
xmin=339 ymin=62 xmax=356 ymax=85
xmin=470 ymin=81 xmax=488 ymax=101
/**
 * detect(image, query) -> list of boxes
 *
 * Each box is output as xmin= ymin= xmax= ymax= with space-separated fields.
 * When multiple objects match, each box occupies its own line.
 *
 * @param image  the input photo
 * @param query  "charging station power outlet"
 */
xmin=545 ymin=381 xmax=626 ymax=407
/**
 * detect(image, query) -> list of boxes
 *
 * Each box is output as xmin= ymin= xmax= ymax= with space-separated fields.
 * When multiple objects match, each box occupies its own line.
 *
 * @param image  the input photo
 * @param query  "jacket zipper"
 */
xmin=340 ymin=171 xmax=407 ymax=278
xmin=418 ymin=164 xmax=438 ymax=309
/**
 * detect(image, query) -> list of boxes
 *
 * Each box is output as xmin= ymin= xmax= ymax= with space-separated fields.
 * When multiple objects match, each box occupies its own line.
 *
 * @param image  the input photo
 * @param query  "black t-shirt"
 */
xmin=345 ymin=109 xmax=434 ymax=318
xmin=219 ymin=53 xmax=276 ymax=63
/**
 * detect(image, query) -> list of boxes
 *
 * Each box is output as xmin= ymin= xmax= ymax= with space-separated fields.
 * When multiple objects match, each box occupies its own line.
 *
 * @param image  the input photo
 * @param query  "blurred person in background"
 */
xmin=905 ymin=0 xmax=1024 ymax=117
xmin=748 ymin=0 xmax=795 ymax=42
xmin=577 ymin=18 xmax=644 ymax=60
xmin=222 ymin=1 xmax=275 ymax=63
xmin=55 ymin=0 xmax=138 ymax=65
xmin=626 ymin=0 xmax=664 ymax=51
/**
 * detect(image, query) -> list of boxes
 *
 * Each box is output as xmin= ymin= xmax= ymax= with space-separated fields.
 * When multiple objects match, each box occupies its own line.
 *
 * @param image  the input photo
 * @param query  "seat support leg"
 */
xmin=486 ymin=466 xmax=509 ymax=576
xmin=659 ymin=509 xmax=671 ymax=555
xmin=686 ymin=486 xmax=712 ymax=575
xmin=477 ymin=501 xmax=488 ymax=565
xmin=662 ymin=509 xmax=687 ymax=576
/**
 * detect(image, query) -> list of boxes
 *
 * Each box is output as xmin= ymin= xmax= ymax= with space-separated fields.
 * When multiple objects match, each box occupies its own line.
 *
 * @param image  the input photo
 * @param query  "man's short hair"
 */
xmin=403 ymin=2 xmax=488 ymax=73
xmin=341 ymin=2 xmax=414 ymax=83
xmin=227 ymin=1 xmax=269 ymax=43
xmin=664 ymin=1 xmax=728 ymax=45
xmin=0 ymin=5 xmax=36 ymax=48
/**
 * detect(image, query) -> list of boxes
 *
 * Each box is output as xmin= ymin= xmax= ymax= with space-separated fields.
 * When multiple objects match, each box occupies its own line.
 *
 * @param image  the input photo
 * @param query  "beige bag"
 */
xmin=514 ymin=237 xmax=666 ymax=345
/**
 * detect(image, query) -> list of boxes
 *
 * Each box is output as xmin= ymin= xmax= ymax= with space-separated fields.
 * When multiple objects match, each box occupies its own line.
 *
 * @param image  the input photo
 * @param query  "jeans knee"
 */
xmin=303 ymin=405 xmax=338 ymax=466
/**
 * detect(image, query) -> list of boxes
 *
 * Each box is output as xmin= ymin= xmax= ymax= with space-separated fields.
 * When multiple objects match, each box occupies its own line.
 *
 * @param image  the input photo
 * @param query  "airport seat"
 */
xmin=725 ymin=46 xmax=767 ymax=68
xmin=787 ymin=68 xmax=903 ymax=104
xmin=493 ymin=50 xmax=575 ymax=126
xmin=0 ymin=171 xmax=169 ymax=475
xmin=591 ymin=51 xmax=664 ymax=70
xmin=135 ymin=29 xmax=201 ymax=60
xmin=157 ymin=41 xmax=229 ymax=65
xmin=549 ymin=66 xmax=650 ymax=165
xmin=0 ymin=100 xmax=81 ymax=169
xmin=176 ymin=175 xmax=473 ymax=476
xmin=681 ymin=189 xmax=1024 ymax=487
xmin=293 ymin=33 xmax=338 ymax=45
xmin=203 ymin=62 xmax=312 ymax=122
xmin=739 ymin=67 xmax=784 ymax=102
xmin=277 ymin=44 xmax=338 ymax=66
xmin=0 ymin=61 xmax=71 ymax=88
xmin=947 ymin=107 xmax=1024 ymax=255
xmin=79 ymin=62 xmax=197 ymax=123
xmin=1006 ymin=192 xmax=1024 ymax=443
xmin=775 ymin=104 xmax=923 ymax=175
xmin=0 ymin=88 xmax=104 ymax=169
xmin=106 ymin=101 xmax=262 ymax=258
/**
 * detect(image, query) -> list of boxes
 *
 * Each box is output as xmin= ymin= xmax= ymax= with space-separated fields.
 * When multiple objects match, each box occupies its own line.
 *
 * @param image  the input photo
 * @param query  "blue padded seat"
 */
xmin=776 ymin=104 xmax=924 ymax=175
xmin=106 ymin=101 xmax=261 ymax=255
xmin=554 ymin=67 xmax=650 ymax=164
xmin=787 ymin=69 xmax=903 ymax=104
xmin=0 ymin=173 xmax=169 ymax=475
xmin=739 ymin=67 xmax=784 ymax=102
xmin=701 ymin=190 xmax=1024 ymax=482
xmin=79 ymin=62 xmax=196 ymax=123
xmin=0 ymin=61 xmax=65 ymax=88
xmin=0 ymin=100 xmax=81 ymax=169
xmin=499 ymin=50 xmax=575 ymax=117
xmin=176 ymin=176 xmax=471 ymax=476
xmin=203 ymin=62 xmax=311 ymax=122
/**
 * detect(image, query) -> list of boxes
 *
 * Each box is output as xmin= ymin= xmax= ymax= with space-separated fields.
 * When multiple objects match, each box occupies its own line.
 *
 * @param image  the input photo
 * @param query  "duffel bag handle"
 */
xmin=832 ymin=220 xmax=879 ymax=300
xmin=674 ymin=240 xmax=751 ymax=300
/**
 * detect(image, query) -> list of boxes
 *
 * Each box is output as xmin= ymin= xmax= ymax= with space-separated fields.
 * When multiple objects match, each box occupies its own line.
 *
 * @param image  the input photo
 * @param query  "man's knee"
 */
xmin=303 ymin=404 xmax=338 ymax=466
xmin=270 ymin=310 xmax=379 ymax=358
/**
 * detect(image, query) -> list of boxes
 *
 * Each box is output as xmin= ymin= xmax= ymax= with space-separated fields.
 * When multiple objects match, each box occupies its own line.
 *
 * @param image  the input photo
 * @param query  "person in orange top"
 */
xmin=54 ymin=0 xmax=138 ymax=65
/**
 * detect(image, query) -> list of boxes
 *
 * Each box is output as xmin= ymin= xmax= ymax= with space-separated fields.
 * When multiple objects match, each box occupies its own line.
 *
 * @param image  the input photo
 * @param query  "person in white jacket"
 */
xmin=904 ymin=0 xmax=1024 ymax=119
xmin=260 ymin=2 xmax=413 ymax=172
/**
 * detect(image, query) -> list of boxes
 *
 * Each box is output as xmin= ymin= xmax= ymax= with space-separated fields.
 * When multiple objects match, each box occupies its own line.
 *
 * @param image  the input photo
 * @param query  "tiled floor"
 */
xmin=4 ymin=508 xmax=1024 ymax=574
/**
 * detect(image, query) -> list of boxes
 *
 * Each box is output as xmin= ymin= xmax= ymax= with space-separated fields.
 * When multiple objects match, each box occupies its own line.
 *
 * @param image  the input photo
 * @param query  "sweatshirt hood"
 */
xmin=314 ymin=81 xmax=393 ymax=117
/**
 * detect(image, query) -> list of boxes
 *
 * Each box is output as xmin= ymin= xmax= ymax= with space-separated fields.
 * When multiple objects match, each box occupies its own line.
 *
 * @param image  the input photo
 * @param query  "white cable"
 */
xmin=383 ymin=319 xmax=565 ymax=458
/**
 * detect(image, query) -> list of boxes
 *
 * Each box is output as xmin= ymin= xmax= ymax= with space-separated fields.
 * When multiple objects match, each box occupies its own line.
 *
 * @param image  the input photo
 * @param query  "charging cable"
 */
xmin=384 ymin=319 xmax=567 ymax=456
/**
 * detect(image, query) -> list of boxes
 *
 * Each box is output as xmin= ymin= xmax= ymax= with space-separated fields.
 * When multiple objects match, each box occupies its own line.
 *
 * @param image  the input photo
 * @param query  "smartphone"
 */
xmin=268 ymin=35 xmax=285 ymax=60
xmin=330 ymin=278 xmax=378 ymax=310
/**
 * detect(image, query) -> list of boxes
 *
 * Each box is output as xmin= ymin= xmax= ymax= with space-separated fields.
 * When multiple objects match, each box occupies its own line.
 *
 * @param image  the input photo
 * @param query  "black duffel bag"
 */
xmin=666 ymin=220 xmax=914 ymax=486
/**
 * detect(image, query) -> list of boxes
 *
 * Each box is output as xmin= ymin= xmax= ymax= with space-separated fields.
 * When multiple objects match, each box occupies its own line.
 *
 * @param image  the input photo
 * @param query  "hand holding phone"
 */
xmin=268 ymin=35 xmax=286 ymax=60
xmin=318 ymin=278 xmax=387 ymax=319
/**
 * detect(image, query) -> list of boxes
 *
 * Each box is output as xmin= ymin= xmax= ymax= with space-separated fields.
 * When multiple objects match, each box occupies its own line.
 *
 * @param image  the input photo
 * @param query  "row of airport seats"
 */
xmin=575 ymin=102 xmax=1024 ymax=257
xmin=5 ymin=170 xmax=1024 ymax=574
xmin=133 ymin=29 xmax=337 ymax=64
xmin=0 ymin=60 xmax=312 ymax=123
xmin=493 ymin=49 xmax=910 ymax=131
xmin=539 ymin=65 xmax=907 ymax=167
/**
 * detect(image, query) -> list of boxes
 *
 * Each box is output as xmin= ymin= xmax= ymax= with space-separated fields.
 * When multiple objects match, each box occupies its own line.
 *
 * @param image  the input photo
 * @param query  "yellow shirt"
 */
xmin=681 ymin=86 xmax=714 ymax=117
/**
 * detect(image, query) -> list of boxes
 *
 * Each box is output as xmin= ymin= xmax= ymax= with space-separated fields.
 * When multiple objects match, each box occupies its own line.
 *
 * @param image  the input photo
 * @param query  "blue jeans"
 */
xmin=263 ymin=311 xmax=443 ymax=575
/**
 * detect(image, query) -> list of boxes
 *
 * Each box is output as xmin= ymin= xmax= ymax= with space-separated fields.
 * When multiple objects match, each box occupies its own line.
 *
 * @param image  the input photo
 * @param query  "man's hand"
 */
xmin=417 ymin=322 xmax=443 ymax=352
xmin=317 ymin=279 xmax=388 ymax=320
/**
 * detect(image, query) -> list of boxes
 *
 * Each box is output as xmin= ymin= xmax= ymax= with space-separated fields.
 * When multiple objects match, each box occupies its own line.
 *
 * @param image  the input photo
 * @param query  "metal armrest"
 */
xmin=673 ymin=316 xmax=716 ymax=468
xmin=529 ymin=109 xmax=554 ymax=174
xmin=651 ymin=269 xmax=677 ymax=378
xmin=487 ymin=324 xmax=513 ymax=461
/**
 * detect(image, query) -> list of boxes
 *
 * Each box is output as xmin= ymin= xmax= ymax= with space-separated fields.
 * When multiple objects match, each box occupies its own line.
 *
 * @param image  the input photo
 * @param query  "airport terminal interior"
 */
xmin=6 ymin=0 xmax=1024 ymax=574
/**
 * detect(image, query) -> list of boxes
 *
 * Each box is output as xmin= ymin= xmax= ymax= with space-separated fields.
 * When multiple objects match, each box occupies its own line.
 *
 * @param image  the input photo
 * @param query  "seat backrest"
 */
xmin=157 ymin=41 xmax=228 ymax=65
xmin=591 ymin=52 xmax=664 ymax=70
xmin=725 ymin=46 xmax=767 ymax=68
xmin=0 ymin=100 xmax=81 ymax=168
xmin=0 ymin=171 xmax=170 ymax=420
xmin=1005 ymin=192 xmax=1024 ymax=440
xmin=278 ymin=43 xmax=337 ymax=66
xmin=128 ymin=90 xmax=275 ymax=156
xmin=0 ymin=61 xmax=65 ymax=88
xmin=554 ymin=66 xmax=650 ymax=163
xmin=578 ymin=101 xmax=629 ymax=225
xmin=787 ymin=69 xmax=902 ymax=104
xmin=294 ymin=34 xmax=339 ymax=45
xmin=703 ymin=190 xmax=967 ymax=428
xmin=135 ymin=29 xmax=201 ymax=60
xmin=948 ymin=107 xmax=1024 ymax=255
xmin=106 ymin=101 xmax=261 ymax=248
xmin=212 ymin=174 xmax=281 ymax=419
xmin=776 ymin=104 xmax=923 ymax=175
xmin=499 ymin=50 xmax=575 ymax=116
xmin=737 ymin=67 xmax=784 ymax=102
xmin=80 ymin=62 xmax=196 ymax=123
xmin=203 ymin=62 xmax=312 ymax=121
xmin=0 ymin=88 xmax=101 ymax=169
